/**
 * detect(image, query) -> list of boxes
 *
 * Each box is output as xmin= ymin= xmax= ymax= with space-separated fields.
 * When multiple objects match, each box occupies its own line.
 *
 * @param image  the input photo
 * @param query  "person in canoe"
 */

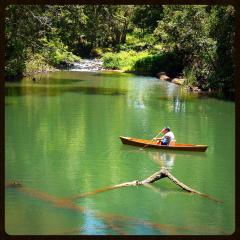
xmin=154 ymin=127 xmax=175 ymax=145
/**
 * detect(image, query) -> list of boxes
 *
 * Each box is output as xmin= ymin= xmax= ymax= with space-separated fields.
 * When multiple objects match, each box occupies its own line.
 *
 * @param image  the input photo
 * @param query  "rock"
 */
xmin=161 ymin=75 xmax=171 ymax=81
xmin=157 ymin=72 xmax=171 ymax=81
xmin=156 ymin=72 xmax=166 ymax=77
xmin=188 ymin=86 xmax=201 ymax=92
xmin=171 ymin=78 xmax=186 ymax=85
xmin=59 ymin=61 xmax=68 ymax=68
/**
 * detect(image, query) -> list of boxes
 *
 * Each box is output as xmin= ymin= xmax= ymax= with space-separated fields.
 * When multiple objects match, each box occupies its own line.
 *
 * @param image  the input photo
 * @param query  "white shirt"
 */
xmin=163 ymin=131 xmax=175 ymax=142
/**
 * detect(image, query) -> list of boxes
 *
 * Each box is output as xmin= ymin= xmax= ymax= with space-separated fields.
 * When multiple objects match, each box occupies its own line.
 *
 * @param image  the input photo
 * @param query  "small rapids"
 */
xmin=70 ymin=59 xmax=104 ymax=71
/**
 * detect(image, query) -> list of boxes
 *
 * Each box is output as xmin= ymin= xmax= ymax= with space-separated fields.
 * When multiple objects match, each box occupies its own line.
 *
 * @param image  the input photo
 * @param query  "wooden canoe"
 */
xmin=119 ymin=136 xmax=208 ymax=152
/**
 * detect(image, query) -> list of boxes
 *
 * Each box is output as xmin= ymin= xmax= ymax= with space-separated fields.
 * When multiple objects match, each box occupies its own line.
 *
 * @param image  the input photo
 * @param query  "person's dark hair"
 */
xmin=164 ymin=127 xmax=171 ymax=132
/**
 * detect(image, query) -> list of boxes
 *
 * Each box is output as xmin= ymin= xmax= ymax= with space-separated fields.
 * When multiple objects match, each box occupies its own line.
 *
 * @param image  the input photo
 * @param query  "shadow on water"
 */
xmin=5 ymin=85 xmax=127 ymax=97
xmin=157 ymin=90 xmax=228 ymax=104
xmin=92 ymin=71 xmax=133 ymax=77
xmin=68 ymin=86 xmax=127 ymax=96
xmin=5 ymin=100 xmax=17 ymax=106
xmin=32 ymin=78 xmax=85 ymax=84
xmin=157 ymin=94 xmax=208 ymax=103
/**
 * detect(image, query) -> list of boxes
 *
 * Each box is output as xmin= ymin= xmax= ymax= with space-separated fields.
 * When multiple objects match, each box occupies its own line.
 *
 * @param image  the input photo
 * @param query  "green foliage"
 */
xmin=208 ymin=5 xmax=235 ymax=92
xmin=5 ymin=57 xmax=26 ymax=79
xmin=154 ymin=5 xmax=235 ymax=96
xmin=102 ymin=52 xmax=120 ymax=69
xmin=103 ymin=50 xmax=183 ymax=76
xmin=5 ymin=4 xmax=235 ymax=97
xmin=24 ymin=52 xmax=55 ymax=75
xmin=47 ymin=5 xmax=86 ymax=53
xmin=131 ymin=5 xmax=163 ymax=33
xmin=5 ymin=38 xmax=26 ymax=79
xmin=133 ymin=51 xmax=183 ymax=75
xmin=41 ymin=37 xmax=80 ymax=67
xmin=5 ymin=5 xmax=48 ymax=79
xmin=90 ymin=47 xmax=103 ymax=58
xmin=120 ymin=30 xmax=157 ymax=51
xmin=182 ymin=68 xmax=197 ymax=86
xmin=155 ymin=6 xmax=215 ymax=72
xmin=102 ymin=51 xmax=149 ymax=71
xmin=82 ymin=5 xmax=133 ymax=49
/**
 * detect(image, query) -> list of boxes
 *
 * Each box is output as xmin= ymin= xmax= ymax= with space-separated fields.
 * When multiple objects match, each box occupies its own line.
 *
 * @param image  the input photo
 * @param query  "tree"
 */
xmin=154 ymin=5 xmax=235 ymax=95
xmin=131 ymin=5 xmax=163 ymax=34
xmin=208 ymin=5 xmax=235 ymax=93
xmin=82 ymin=5 xmax=133 ymax=48
xmin=155 ymin=6 xmax=216 ymax=82
xmin=5 ymin=5 xmax=50 ymax=79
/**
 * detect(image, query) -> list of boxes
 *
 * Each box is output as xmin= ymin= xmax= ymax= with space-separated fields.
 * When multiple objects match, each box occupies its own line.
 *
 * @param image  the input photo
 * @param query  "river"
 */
xmin=5 ymin=70 xmax=235 ymax=235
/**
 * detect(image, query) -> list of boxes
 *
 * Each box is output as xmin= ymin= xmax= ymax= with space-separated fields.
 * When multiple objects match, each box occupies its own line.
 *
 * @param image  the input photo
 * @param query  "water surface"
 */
xmin=5 ymin=71 xmax=235 ymax=235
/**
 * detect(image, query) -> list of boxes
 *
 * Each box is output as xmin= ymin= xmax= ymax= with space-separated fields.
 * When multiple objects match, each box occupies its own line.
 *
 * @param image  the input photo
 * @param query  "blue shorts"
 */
xmin=161 ymin=138 xmax=168 ymax=145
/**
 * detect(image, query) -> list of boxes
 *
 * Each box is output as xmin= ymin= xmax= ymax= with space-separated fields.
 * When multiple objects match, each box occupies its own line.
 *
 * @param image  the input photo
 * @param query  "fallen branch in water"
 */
xmin=66 ymin=167 xmax=223 ymax=203
xmin=5 ymin=177 xmax=224 ymax=234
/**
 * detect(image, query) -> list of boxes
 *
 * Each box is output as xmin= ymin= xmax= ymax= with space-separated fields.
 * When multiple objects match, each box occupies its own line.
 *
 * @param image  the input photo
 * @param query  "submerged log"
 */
xmin=5 ymin=165 xmax=223 ymax=235
xmin=5 ymin=181 xmax=23 ymax=188
xmin=5 ymin=181 xmax=184 ymax=234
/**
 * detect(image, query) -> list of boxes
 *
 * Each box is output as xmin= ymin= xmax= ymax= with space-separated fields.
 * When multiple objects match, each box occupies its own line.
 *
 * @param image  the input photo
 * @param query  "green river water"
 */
xmin=5 ymin=71 xmax=235 ymax=235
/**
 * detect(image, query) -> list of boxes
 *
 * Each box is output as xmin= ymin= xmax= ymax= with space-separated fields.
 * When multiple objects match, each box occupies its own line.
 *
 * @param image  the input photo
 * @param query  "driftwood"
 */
xmin=5 ymin=167 xmax=223 ymax=204
xmin=67 ymin=167 xmax=223 ymax=203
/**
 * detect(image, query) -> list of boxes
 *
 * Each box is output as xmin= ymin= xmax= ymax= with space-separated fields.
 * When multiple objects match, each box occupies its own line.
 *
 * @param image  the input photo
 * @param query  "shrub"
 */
xmin=133 ymin=51 xmax=183 ymax=76
xmin=102 ymin=50 xmax=150 ymax=71
xmin=90 ymin=47 xmax=103 ymax=58
xmin=102 ymin=52 xmax=121 ymax=69
xmin=5 ymin=58 xmax=25 ymax=80
xmin=41 ymin=37 xmax=80 ymax=67
xmin=24 ymin=53 xmax=55 ymax=75
xmin=182 ymin=67 xmax=197 ymax=86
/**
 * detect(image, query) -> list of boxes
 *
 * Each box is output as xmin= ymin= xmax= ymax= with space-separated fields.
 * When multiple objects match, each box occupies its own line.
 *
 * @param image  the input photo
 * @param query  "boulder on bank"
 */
xmin=171 ymin=78 xmax=186 ymax=86
xmin=156 ymin=72 xmax=171 ymax=81
xmin=188 ymin=86 xmax=201 ymax=92
xmin=156 ymin=72 xmax=186 ymax=86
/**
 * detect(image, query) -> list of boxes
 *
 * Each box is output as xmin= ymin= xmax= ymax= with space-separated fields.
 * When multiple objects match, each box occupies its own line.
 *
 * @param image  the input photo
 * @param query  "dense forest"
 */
xmin=5 ymin=5 xmax=235 ymax=98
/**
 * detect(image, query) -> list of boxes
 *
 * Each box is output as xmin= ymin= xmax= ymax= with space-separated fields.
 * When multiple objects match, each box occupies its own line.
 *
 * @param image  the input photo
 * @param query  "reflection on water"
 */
xmin=148 ymin=151 xmax=176 ymax=170
xmin=128 ymin=99 xmax=146 ymax=110
xmin=173 ymin=97 xmax=185 ymax=113
xmin=5 ymin=85 xmax=127 ymax=97
xmin=148 ymin=150 xmax=207 ymax=171
xmin=68 ymin=86 xmax=127 ymax=96
xmin=31 ymin=78 xmax=85 ymax=84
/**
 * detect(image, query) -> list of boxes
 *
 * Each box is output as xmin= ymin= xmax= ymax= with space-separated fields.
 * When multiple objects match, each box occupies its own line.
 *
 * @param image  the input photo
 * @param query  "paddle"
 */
xmin=139 ymin=129 xmax=164 ymax=150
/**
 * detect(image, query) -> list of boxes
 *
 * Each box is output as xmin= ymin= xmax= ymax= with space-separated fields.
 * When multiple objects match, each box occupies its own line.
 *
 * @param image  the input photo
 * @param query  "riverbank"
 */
xmin=101 ymin=68 xmax=234 ymax=100
xmin=101 ymin=51 xmax=208 ymax=92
